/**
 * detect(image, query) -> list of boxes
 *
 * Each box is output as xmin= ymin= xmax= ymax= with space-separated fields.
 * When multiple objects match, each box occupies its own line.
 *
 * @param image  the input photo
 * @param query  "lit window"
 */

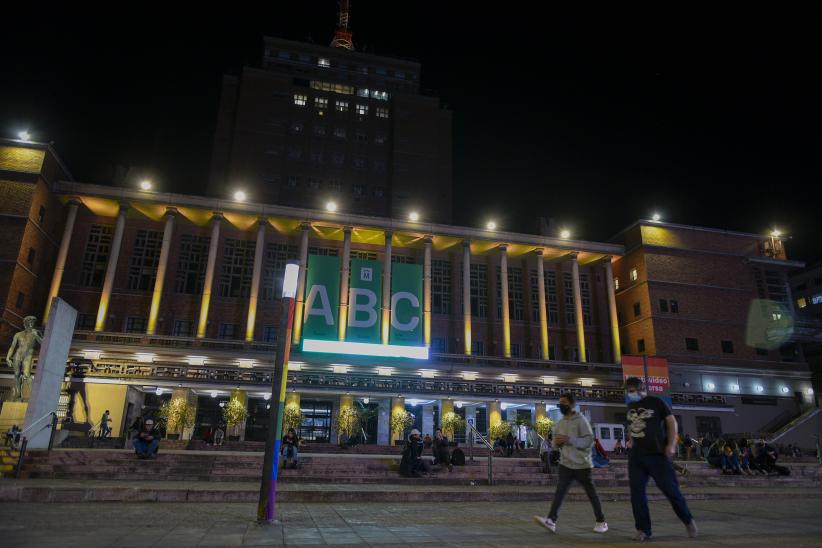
xmin=293 ymin=94 xmax=307 ymax=106
xmin=376 ymin=107 xmax=389 ymax=119
xmin=370 ymin=90 xmax=389 ymax=101
xmin=318 ymin=57 xmax=330 ymax=68
xmin=357 ymin=88 xmax=370 ymax=98
xmin=315 ymin=97 xmax=328 ymax=110
xmin=355 ymin=104 xmax=368 ymax=116
xmin=614 ymin=278 xmax=619 ymax=290
xmin=797 ymin=297 xmax=807 ymax=309
xmin=335 ymin=100 xmax=349 ymax=112
xmin=630 ymin=268 xmax=638 ymax=281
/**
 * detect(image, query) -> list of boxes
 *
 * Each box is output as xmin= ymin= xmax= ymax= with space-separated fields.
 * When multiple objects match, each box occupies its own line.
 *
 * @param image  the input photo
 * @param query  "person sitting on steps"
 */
xmin=133 ymin=419 xmax=159 ymax=459
xmin=432 ymin=429 xmax=453 ymax=472
xmin=281 ymin=428 xmax=300 ymax=469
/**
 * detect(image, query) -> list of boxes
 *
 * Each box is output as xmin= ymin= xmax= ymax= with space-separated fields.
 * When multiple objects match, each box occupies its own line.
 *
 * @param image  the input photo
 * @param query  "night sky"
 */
xmin=3 ymin=4 xmax=820 ymax=261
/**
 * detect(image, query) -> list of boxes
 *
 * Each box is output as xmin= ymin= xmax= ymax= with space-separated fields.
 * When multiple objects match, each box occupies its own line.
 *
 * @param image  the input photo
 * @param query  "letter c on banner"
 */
xmin=391 ymin=291 xmax=420 ymax=331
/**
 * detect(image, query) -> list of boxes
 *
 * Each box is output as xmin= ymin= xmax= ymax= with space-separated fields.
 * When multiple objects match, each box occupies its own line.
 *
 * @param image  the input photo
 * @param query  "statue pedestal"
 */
xmin=0 ymin=401 xmax=29 ymax=432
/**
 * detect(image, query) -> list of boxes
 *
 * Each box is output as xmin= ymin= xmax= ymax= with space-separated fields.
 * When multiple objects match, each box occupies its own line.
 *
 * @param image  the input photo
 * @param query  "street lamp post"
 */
xmin=257 ymin=261 xmax=299 ymax=523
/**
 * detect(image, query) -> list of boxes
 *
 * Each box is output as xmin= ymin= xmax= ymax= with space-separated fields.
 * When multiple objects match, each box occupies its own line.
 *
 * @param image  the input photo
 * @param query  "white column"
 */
xmin=535 ymin=249 xmax=549 ymax=360
xmin=95 ymin=204 xmax=128 ymax=332
xmin=571 ymin=252 xmax=586 ymax=362
xmin=499 ymin=244 xmax=511 ymax=358
xmin=196 ymin=213 xmax=223 ymax=339
xmin=338 ymin=226 xmax=352 ymax=341
xmin=377 ymin=398 xmax=390 ymax=445
xmin=292 ymin=223 xmax=311 ymax=345
xmin=604 ymin=256 xmax=621 ymax=363
xmin=381 ymin=230 xmax=393 ymax=345
xmin=43 ymin=198 xmax=80 ymax=323
xmin=423 ymin=236 xmax=432 ymax=347
xmin=245 ymin=218 xmax=267 ymax=342
xmin=422 ymin=405 xmax=434 ymax=437
xmin=147 ymin=208 xmax=176 ymax=335
xmin=462 ymin=240 xmax=472 ymax=355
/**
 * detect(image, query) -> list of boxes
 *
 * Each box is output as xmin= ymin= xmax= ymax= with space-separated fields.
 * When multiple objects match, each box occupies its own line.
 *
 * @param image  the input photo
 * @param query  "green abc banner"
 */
xmin=346 ymin=259 xmax=382 ymax=343
xmin=390 ymin=263 xmax=423 ymax=346
xmin=302 ymin=254 xmax=340 ymax=341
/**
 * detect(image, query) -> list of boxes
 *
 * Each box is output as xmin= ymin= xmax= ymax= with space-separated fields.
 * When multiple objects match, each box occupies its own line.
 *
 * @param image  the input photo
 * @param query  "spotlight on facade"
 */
xmin=326 ymin=201 xmax=338 ymax=212
xmin=409 ymin=211 xmax=419 ymax=222
xmin=770 ymin=229 xmax=782 ymax=238
xmin=17 ymin=130 xmax=31 ymax=142
xmin=560 ymin=229 xmax=571 ymax=239
xmin=755 ymin=385 xmax=764 ymax=393
xmin=233 ymin=190 xmax=247 ymax=201
xmin=486 ymin=221 xmax=497 ymax=231
xmin=362 ymin=397 xmax=369 ymax=404
xmin=730 ymin=384 xmax=740 ymax=392
xmin=651 ymin=213 xmax=661 ymax=222
xmin=263 ymin=393 xmax=271 ymax=401
xmin=807 ymin=387 xmax=815 ymax=396
xmin=135 ymin=353 xmax=155 ymax=363
xmin=780 ymin=386 xmax=790 ymax=394
xmin=211 ymin=390 xmax=218 ymax=398
xmin=155 ymin=387 xmax=163 ymax=396
xmin=705 ymin=382 xmax=715 ymax=390
xmin=219 ymin=401 xmax=226 ymax=408
xmin=266 ymin=404 xmax=271 ymax=410
xmin=455 ymin=401 xmax=463 ymax=409
xmin=139 ymin=180 xmax=153 ymax=191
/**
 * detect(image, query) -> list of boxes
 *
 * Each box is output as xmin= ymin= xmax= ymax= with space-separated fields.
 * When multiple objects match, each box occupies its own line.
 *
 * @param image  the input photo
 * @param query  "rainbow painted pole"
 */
xmin=257 ymin=262 xmax=299 ymax=523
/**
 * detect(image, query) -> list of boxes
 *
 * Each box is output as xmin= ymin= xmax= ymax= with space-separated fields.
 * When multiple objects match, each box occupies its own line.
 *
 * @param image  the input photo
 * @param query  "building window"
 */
xmin=355 ymin=130 xmax=368 ymax=142
xmin=580 ymin=273 xmax=592 ymax=326
xmin=263 ymin=242 xmax=298 ymax=301
xmin=307 ymin=177 xmax=321 ymax=190
xmin=511 ymin=343 xmax=521 ymax=358
xmin=352 ymin=184 xmax=364 ymax=195
xmin=128 ymin=229 xmax=163 ymax=291
xmin=218 ymin=323 xmax=239 ymax=339
xmin=755 ymin=347 xmax=769 ymax=356
xmin=277 ymin=50 xmax=290 ymax=60
xmin=637 ymin=339 xmax=646 ymax=353
xmin=563 ymin=272 xmax=575 ymax=325
xmin=495 ymin=266 xmax=523 ymax=321
xmin=332 ymin=152 xmax=345 ymax=166
xmin=374 ymin=186 xmax=385 ymax=197
xmin=37 ymin=205 xmax=45 ymax=224
xmin=355 ymin=104 xmax=368 ymax=116
xmin=310 ymin=151 xmax=323 ymax=164
xmin=286 ymin=176 xmax=299 ymax=188
xmin=391 ymin=255 xmax=416 ymax=264
xmin=317 ymin=57 xmax=330 ymax=68
xmin=630 ymin=268 xmax=638 ymax=281
xmin=15 ymin=291 xmax=24 ymax=309
xmin=350 ymin=250 xmax=377 ymax=261
xmin=659 ymin=299 xmax=669 ymax=313
xmin=77 ymin=314 xmax=95 ymax=331
xmin=173 ymin=320 xmax=195 ymax=337
xmin=80 ymin=224 xmax=113 ymax=287
xmin=670 ymin=300 xmax=679 ymax=313
xmin=333 ymin=127 xmax=347 ymax=139
xmin=311 ymin=80 xmax=354 ymax=95
xmin=26 ymin=247 xmax=35 ymax=266
xmin=293 ymin=94 xmax=307 ymax=106
xmin=468 ymin=263 xmax=488 ymax=318
xmin=685 ymin=337 xmax=699 ymax=351
xmin=287 ymin=147 xmax=302 ymax=160
xmin=125 ymin=317 xmax=147 ymax=333
xmin=614 ymin=277 xmax=619 ymax=290
xmin=175 ymin=235 xmax=210 ymax=294
xmin=797 ymin=297 xmax=807 ymax=308
xmin=431 ymin=337 xmax=447 ymax=353
xmin=432 ymin=259 xmax=451 ymax=315
xmin=313 ymin=124 xmax=326 ymax=136
xmin=721 ymin=340 xmax=734 ymax=354
xmin=376 ymin=107 xmax=389 ymax=118
xmin=374 ymin=133 xmax=387 ymax=145
xmin=633 ymin=302 xmax=641 ymax=317
xmin=263 ymin=326 xmax=277 ymax=343
xmin=314 ymin=97 xmax=328 ymax=111
xmin=289 ymin=121 xmax=304 ymax=133
xmin=471 ymin=340 xmax=484 ymax=356
xmin=335 ymin=100 xmax=349 ymax=112
xmin=353 ymin=158 xmax=367 ymax=169
xmin=308 ymin=247 xmax=339 ymax=257
xmin=218 ymin=239 xmax=255 ymax=299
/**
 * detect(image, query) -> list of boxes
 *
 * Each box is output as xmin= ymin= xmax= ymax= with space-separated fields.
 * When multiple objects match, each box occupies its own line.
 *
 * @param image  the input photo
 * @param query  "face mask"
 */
xmin=558 ymin=403 xmax=572 ymax=415
xmin=626 ymin=391 xmax=642 ymax=403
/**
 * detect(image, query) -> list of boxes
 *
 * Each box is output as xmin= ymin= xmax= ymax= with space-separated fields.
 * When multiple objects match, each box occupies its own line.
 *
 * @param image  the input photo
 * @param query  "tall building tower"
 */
xmin=208 ymin=3 xmax=453 ymax=223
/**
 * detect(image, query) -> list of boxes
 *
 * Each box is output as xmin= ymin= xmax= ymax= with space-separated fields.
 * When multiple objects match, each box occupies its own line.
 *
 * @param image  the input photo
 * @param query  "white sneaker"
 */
xmin=533 ymin=515 xmax=557 ymax=533
xmin=594 ymin=521 xmax=609 ymax=533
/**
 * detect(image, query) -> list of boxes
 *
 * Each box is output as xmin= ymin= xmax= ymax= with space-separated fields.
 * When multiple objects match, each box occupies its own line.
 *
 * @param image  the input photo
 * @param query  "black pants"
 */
xmin=548 ymin=464 xmax=605 ymax=522
xmin=629 ymin=454 xmax=693 ymax=536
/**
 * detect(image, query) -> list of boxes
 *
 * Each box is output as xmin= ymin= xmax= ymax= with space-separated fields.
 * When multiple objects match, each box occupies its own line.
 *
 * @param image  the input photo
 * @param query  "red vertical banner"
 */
xmin=621 ymin=355 xmax=672 ymax=407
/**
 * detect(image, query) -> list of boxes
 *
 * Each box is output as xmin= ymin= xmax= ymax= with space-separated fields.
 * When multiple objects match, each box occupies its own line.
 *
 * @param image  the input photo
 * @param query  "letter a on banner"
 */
xmin=302 ymin=255 xmax=340 ymax=341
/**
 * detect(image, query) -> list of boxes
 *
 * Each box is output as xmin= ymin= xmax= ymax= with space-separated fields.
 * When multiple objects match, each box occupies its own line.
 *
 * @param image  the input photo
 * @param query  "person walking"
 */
xmin=625 ymin=377 xmax=697 ymax=541
xmin=533 ymin=393 xmax=608 ymax=535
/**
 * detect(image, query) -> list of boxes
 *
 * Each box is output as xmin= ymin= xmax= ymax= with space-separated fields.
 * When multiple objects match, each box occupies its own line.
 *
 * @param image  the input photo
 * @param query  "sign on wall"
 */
xmin=621 ymin=355 xmax=672 ymax=407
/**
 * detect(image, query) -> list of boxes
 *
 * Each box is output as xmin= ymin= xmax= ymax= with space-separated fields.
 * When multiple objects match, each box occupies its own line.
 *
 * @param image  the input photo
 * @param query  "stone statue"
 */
xmin=5 ymin=316 xmax=42 ymax=401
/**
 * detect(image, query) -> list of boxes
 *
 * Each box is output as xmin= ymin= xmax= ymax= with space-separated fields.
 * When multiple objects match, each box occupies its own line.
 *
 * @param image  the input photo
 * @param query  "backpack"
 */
xmin=451 ymin=447 xmax=466 ymax=466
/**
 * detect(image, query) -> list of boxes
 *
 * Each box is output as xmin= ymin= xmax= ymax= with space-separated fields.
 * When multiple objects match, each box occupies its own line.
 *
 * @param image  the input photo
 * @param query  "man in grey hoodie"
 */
xmin=534 ymin=393 xmax=608 ymax=534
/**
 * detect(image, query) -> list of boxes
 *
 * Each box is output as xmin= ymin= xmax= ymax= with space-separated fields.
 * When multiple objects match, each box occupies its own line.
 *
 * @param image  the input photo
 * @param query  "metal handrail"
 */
xmin=19 ymin=411 xmax=56 ymax=437
xmin=466 ymin=420 xmax=493 ymax=485
xmin=15 ymin=411 xmax=58 ymax=479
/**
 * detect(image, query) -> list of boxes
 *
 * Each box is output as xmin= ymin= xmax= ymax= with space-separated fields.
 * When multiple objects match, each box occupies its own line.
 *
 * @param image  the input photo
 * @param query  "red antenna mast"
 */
xmin=330 ymin=0 xmax=354 ymax=50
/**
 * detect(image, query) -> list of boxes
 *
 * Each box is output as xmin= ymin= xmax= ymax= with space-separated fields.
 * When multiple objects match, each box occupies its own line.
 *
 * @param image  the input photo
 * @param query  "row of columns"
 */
xmin=44 ymin=201 xmax=620 ymax=362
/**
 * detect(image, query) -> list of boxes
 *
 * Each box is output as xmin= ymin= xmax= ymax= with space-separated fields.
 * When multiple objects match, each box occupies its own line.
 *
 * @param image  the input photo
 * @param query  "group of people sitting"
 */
xmin=399 ymin=429 xmax=464 ymax=477
xmin=705 ymin=437 xmax=790 ymax=475
xmin=492 ymin=431 xmax=526 ymax=457
xmin=539 ymin=434 xmax=611 ymax=474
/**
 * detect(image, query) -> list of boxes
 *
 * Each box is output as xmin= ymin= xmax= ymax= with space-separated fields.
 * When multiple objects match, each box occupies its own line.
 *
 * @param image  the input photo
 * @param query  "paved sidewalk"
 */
xmin=1 ymin=498 xmax=822 ymax=546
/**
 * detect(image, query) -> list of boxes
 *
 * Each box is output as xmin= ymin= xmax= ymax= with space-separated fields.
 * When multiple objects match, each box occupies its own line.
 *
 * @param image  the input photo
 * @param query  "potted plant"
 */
xmin=158 ymin=397 xmax=196 ymax=441
xmin=488 ymin=420 xmax=512 ymax=442
xmin=391 ymin=409 xmax=414 ymax=444
xmin=534 ymin=416 xmax=554 ymax=439
xmin=222 ymin=390 xmax=248 ymax=441
xmin=440 ymin=411 xmax=465 ymax=442
xmin=283 ymin=401 xmax=302 ymax=433
xmin=336 ymin=405 xmax=359 ymax=445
